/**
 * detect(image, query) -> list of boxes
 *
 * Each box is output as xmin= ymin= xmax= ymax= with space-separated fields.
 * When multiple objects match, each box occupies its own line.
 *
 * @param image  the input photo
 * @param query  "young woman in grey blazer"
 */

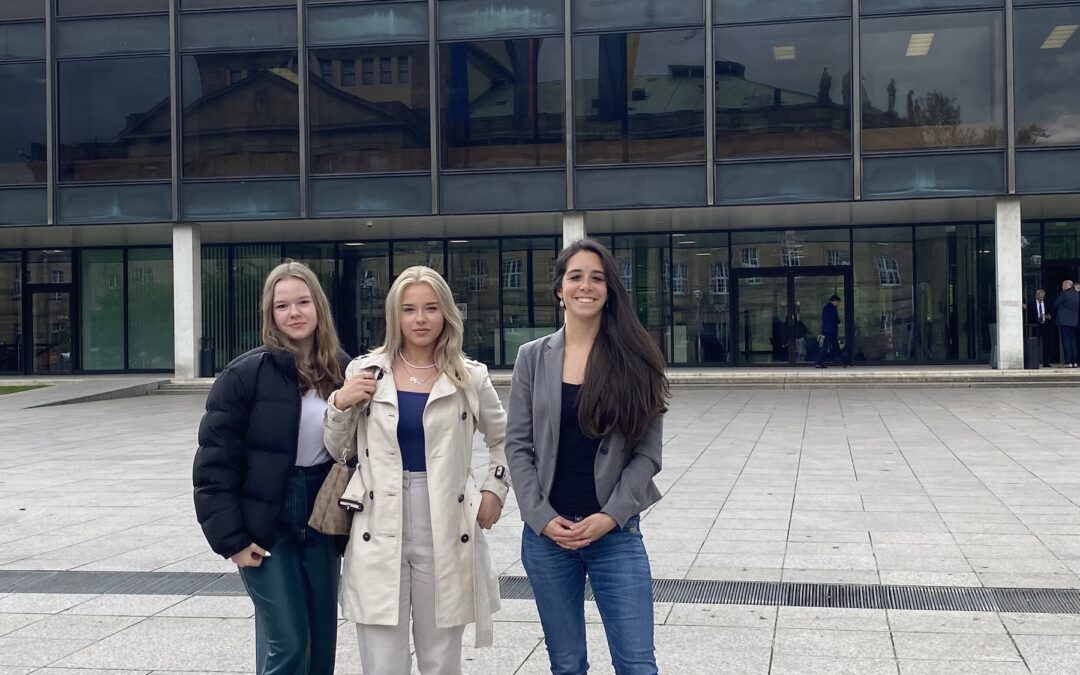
xmin=506 ymin=238 xmax=670 ymax=675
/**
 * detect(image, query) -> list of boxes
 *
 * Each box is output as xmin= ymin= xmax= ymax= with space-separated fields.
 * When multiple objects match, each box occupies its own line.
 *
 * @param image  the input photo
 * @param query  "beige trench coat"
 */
xmin=324 ymin=351 xmax=509 ymax=645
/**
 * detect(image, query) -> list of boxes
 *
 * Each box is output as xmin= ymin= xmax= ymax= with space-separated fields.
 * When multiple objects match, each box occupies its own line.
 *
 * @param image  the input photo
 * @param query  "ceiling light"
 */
xmin=344 ymin=242 xmax=365 ymax=246
xmin=773 ymin=45 xmax=796 ymax=61
xmin=1041 ymin=24 xmax=1078 ymax=49
xmin=695 ymin=252 xmax=712 ymax=256
xmin=905 ymin=32 xmax=934 ymax=57
xmin=678 ymin=240 xmax=696 ymax=245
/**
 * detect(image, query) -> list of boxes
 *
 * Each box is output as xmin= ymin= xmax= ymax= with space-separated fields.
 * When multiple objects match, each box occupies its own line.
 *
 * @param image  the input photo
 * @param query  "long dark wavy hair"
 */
xmin=553 ymin=239 xmax=670 ymax=443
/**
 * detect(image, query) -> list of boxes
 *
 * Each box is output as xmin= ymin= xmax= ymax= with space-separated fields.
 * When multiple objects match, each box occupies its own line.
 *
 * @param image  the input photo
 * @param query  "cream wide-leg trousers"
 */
xmin=355 ymin=471 xmax=466 ymax=675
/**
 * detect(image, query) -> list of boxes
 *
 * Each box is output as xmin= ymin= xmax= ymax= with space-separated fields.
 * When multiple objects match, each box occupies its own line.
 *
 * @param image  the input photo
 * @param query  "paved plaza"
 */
xmin=3 ymin=383 xmax=1080 ymax=673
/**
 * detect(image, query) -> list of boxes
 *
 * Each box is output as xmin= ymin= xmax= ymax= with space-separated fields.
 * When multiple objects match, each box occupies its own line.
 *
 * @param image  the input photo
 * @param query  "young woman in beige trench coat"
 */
xmin=324 ymin=266 xmax=509 ymax=675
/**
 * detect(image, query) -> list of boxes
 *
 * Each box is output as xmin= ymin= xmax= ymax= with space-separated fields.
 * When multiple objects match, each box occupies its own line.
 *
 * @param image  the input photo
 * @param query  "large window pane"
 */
xmin=1044 ymin=221 xmax=1080 ymax=260
xmin=715 ymin=0 xmax=850 ymax=23
xmin=862 ymin=12 xmax=1004 ymax=151
xmin=80 ymin=249 xmax=124 ymax=371
xmin=56 ymin=16 xmax=169 ymax=58
xmin=58 ymin=184 xmax=171 ymax=224
xmin=311 ymin=175 xmax=431 ymax=217
xmin=574 ymin=0 xmax=702 ymax=31
xmin=715 ymin=21 xmax=851 ymax=158
xmin=862 ymin=152 xmax=1004 ymax=198
xmin=611 ymin=234 xmax=670 ymax=360
xmin=440 ymin=0 xmax=562 ymax=40
xmin=914 ymin=224 xmax=978 ymax=361
xmin=448 ymin=239 xmax=499 ymax=363
xmin=852 ymin=227 xmax=914 ymax=362
xmin=671 ymin=233 xmax=730 ymax=364
xmin=309 ymin=2 xmax=428 ymax=45
xmin=58 ymin=57 xmax=170 ymax=181
xmin=0 ymin=255 xmax=21 ymax=372
xmin=1014 ymin=6 xmax=1080 ymax=147
xmin=575 ymin=30 xmax=705 ymax=164
xmin=393 ymin=240 xmax=443 ymax=276
xmin=180 ymin=10 xmax=296 ymax=51
xmin=1017 ymin=149 xmax=1080 ymax=194
xmin=0 ymin=63 xmax=45 ymax=185
xmin=440 ymin=37 xmax=565 ymax=169
xmin=340 ymin=242 xmax=389 ymax=356
xmin=310 ymin=45 xmax=429 ymax=174
xmin=58 ymin=0 xmax=169 ymax=16
xmin=182 ymin=51 xmax=299 ymax=178
xmin=576 ymin=165 xmax=705 ymax=208
xmin=0 ymin=22 xmax=45 ymax=60
xmin=500 ymin=237 xmax=557 ymax=366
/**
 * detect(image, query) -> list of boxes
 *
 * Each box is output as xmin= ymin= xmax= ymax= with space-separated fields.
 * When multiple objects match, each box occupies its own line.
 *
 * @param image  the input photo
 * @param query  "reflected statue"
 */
xmin=818 ymin=67 xmax=832 ymax=104
xmin=906 ymin=90 xmax=915 ymax=122
xmin=887 ymin=79 xmax=896 ymax=116
xmin=841 ymin=70 xmax=851 ymax=106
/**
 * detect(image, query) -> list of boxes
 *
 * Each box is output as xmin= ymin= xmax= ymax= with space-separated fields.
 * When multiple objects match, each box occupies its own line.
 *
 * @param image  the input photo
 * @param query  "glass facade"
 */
xmin=0 ymin=2 xmax=1078 ymax=374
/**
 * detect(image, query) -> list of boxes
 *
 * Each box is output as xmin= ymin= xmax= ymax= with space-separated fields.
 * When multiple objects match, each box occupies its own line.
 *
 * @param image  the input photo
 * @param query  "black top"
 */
xmin=194 ymin=346 xmax=351 ymax=558
xmin=548 ymin=382 xmax=602 ymax=518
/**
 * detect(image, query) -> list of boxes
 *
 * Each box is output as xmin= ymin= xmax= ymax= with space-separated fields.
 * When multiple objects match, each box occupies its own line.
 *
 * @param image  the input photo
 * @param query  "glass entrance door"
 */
xmin=734 ymin=268 xmax=852 ymax=365
xmin=30 ymin=290 xmax=72 ymax=374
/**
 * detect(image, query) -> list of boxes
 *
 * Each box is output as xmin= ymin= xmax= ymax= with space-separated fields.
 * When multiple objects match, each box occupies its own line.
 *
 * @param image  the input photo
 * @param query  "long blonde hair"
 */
xmin=260 ymin=261 xmax=344 ymax=397
xmin=374 ymin=266 xmax=468 ymax=388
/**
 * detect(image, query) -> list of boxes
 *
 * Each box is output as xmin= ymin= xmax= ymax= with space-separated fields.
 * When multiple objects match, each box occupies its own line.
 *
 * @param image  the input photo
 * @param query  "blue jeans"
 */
xmin=238 ymin=463 xmax=340 ymax=675
xmin=521 ymin=516 xmax=657 ymax=675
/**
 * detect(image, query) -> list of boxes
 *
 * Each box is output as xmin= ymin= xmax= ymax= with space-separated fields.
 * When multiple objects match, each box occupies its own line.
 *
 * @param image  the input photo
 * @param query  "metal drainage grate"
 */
xmin=5 ymin=570 xmax=1080 ymax=614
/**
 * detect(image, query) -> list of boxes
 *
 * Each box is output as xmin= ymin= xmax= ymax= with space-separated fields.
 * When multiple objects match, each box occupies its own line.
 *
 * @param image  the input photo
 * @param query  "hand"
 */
xmin=476 ymin=490 xmax=502 ymax=529
xmin=565 ymin=513 xmax=617 ymax=547
xmin=333 ymin=370 xmax=378 ymax=410
xmin=230 ymin=543 xmax=270 ymax=568
xmin=542 ymin=516 xmax=589 ymax=550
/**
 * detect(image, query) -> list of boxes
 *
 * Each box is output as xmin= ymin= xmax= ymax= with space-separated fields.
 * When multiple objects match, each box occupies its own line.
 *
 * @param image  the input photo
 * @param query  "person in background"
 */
xmin=1029 ymin=288 xmax=1053 ymax=368
xmin=816 ymin=294 xmax=843 ymax=369
xmin=1054 ymin=280 xmax=1079 ymax=367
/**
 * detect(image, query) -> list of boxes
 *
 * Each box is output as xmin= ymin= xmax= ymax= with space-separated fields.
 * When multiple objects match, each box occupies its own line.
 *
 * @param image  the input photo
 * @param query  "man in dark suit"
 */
xmin=1053 ymin=280 xmax=1080 ymax=367
xmin=816 ymin=294 xmax=842 ymax=368
xmin=1029 ymin=288 xmax=1054 ymax=367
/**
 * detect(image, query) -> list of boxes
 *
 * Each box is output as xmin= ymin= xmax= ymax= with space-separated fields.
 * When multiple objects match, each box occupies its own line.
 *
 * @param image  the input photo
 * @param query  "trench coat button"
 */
xmin=369 ymin=491 xmax=375 ymax=499
xmin=362 ymin=532 xmax=370 ymax=541
xmin=457 ymin=494 xmax=464 ymax=503
xmin=365 ymin=448 xmax=369 ymax=457
xmin=357 ymin=504 xmax=364 ymax=512
xmin=599 ymin=445 xmax=609 ymax=455
xmin=461 ymin=411 xmax=468 ymax=420
xmin=365 ymin=408 xmax=371 ymax=417
xmin=461 ymin=534 xmax=470 ymax=543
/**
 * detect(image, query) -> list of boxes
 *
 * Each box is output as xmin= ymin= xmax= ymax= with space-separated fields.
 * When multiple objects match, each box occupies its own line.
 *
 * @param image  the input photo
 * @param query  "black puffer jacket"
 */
xmin=193 ymin=346 xmax=350 ymax=559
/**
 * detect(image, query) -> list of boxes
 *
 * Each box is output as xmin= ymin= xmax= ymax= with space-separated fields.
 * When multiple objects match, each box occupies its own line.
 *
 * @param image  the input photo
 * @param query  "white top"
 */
xmin=296 ymin=389 xmax=331 ymax=467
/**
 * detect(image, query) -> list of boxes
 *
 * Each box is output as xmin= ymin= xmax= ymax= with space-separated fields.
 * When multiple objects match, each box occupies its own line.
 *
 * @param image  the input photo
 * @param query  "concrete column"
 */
xmin=995 ymin=197 xmax=1024 ymax=370
xmin=562 ymin=211 xmax=585 ymax=247
xmin=173 ymin=223 xmax=203 ymax=379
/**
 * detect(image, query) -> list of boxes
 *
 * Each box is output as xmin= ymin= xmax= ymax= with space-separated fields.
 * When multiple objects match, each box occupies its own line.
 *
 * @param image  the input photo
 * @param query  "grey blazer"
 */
xmin=505 ymin=328 xmax=663 ymax=536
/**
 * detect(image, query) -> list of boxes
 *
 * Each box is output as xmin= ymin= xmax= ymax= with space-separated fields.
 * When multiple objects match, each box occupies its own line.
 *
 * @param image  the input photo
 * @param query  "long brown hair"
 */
xmin=260 ymin=261 xmax=343 ymax=398
xmin=552 ymin=239 xmax=670 ymax=443
xmin=372 ymin=266 xmax=469 ymax=388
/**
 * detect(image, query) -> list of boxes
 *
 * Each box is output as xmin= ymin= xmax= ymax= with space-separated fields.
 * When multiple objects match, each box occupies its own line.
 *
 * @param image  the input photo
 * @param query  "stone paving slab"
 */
xmin=3 ymin=384 xmax=1080 ymax=671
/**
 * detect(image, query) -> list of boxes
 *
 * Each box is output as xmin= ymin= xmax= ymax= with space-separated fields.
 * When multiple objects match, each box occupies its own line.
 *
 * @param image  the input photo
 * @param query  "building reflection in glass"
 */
xmin=575 ymin=30 xmax=705 ymax=165
xmin=182 ymin=51 xmax=300 ymax=178
xmin=310 ymin=45 xmax=430 ymax=174
xmin=58 ymin=57 xmax=170 ymax=181
xmin=0 ymin=63 xmax=45 ymax=184
xmin=714 ymin=20 xmax=850 ymax=158
xmin=440 ymin=37 xmax=565 ymax=170
xmin=1014 ymin=5 xmax=1080 ymax=146
xmin=861 ymin=12 xmax=1003 ymax=151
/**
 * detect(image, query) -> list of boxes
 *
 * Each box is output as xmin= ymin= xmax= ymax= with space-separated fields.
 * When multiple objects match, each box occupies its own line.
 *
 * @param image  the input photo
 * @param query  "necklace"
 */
xmin=398 ymin=353 xmax=437 ymax=387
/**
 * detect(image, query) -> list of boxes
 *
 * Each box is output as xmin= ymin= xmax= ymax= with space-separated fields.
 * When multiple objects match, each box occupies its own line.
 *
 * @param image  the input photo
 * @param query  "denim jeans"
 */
xmin=521 ymin=516 xmax=657 ymax=675
xmin=239 ymin=462 xmax=340 ymax=675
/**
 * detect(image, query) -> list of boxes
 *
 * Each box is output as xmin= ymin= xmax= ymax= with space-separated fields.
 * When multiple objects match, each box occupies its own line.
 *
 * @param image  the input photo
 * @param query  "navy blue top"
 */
xmin=397 ymin=390 xmax=429 ymax=472
xmin=548 ymin=382 xmax=602 ymax=518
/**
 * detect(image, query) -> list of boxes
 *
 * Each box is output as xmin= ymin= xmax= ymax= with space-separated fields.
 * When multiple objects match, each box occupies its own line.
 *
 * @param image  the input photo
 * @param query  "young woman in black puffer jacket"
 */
xmin=194 ymin=261 xmax=349 ymax=675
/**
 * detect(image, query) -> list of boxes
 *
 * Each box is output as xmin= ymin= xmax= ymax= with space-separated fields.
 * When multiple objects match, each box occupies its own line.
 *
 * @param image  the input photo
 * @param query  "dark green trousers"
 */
xmin=239 ymin=463 xmax=340 ymax=675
